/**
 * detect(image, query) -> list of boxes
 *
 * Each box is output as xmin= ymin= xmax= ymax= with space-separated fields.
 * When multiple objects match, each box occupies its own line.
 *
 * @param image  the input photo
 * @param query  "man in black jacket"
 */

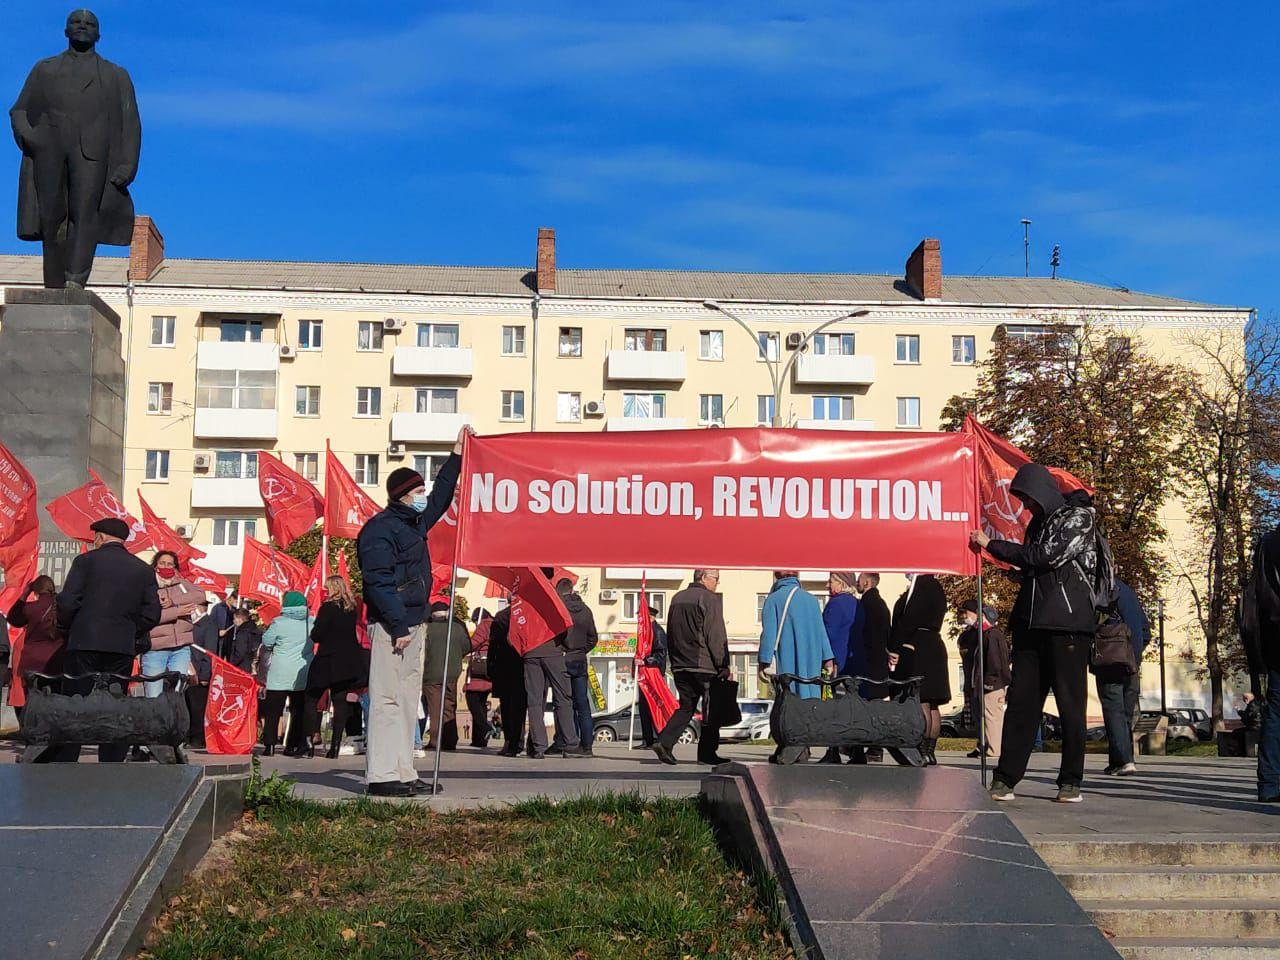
xmin=488 ymin=605 xmax=528 ymax=756
xmin=852 ymin=572 xmax=892 ymax=763
xmin=655 ymin=569 xmax=729 ymax=766
xmin=52 ymin=517 xmax=161 ymax=762
xmin=1097 ymin=579 xmax=1150 ymax=776
xmin=356 ymin=426 xmax=468 ymax=797
xmin=1242 ymin=525 xmax=1280 ymax=802
xmin=972 ymin=463 xmax=1098 ymax=804
xmin=522 ymin=569 xmax=586 ymax=759
xmin=548 ymin=574 xmax=598 ymax=757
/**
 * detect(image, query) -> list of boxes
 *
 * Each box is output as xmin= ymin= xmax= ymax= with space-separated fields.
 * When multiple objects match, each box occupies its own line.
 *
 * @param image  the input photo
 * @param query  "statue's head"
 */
xmin=64 ymin=9 xmax=100 ymax=50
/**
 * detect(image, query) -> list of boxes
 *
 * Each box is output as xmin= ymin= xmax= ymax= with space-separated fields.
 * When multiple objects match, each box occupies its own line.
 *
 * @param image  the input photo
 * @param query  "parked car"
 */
xmin=1140 ymin=710 xmax=1197 ymax=743
xmin=591 ymin=704 xmax=699 ymax=745
xmin=939 ymin=707 xmax=975 ymax=739
xmin=1168 ymin=708 xmax=1213 ymax=742
xmin=1085 ymin=724 xmax=1109 ymax=742
xmin=719 ymin=699 xmax=773 ymax=742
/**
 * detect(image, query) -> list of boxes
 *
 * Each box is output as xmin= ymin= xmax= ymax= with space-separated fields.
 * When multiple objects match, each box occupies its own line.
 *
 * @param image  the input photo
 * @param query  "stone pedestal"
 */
xmin=0 ymin=287 xmax=126 ymax=583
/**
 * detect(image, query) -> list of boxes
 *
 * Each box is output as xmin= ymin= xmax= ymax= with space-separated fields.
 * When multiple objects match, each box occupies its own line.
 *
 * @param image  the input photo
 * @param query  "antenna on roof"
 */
xmin=1050 ymin=244 xmax=1060 ymax=280
xmin=1020 ymin=219 xmax=1032 ymax=277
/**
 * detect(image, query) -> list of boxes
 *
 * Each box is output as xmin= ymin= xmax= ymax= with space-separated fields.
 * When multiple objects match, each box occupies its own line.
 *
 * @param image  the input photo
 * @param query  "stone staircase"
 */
xmin=1035 ymin=837 xmax=1280 ymax=959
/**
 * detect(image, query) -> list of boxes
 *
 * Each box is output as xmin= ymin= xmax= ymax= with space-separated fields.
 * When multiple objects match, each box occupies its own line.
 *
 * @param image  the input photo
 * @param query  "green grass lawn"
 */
xmin=139 ymin=793 xmax=793 ymax=960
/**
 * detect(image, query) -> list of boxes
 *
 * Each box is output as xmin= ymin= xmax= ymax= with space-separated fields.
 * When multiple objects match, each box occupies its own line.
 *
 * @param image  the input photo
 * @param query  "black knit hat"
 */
xmin=90 ymin=517 xmax=130 ymax=540
xmin=386 ymin=466 xmax=425 ymax=501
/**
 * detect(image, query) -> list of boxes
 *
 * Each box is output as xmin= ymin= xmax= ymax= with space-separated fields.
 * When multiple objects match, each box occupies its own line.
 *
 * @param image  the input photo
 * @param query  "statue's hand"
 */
xmin=109 ymin=167 xmax=132 ymax=188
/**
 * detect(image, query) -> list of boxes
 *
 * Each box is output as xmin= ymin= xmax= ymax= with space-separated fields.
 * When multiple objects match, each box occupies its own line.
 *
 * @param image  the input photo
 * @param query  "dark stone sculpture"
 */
xmin=9 ymin=9 xmax=140 ymax=289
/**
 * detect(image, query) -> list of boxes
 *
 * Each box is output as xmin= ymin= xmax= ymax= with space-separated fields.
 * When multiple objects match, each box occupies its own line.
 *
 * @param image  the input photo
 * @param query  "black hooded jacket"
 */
xmin=1242 ymin=527 xmax=1280 ymax=676
xmin=986 ymin=464 xmax=1098 ymax=635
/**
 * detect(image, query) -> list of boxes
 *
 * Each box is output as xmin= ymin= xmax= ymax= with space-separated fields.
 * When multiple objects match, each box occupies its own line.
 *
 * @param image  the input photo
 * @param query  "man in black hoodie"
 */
xmin=548 ymin=573 xmax=599 ymax=757
xmin=971 ymin=463 xmax=1098 ymax=804
xmin=1242 ymin=525 xmax=1280 ymax=802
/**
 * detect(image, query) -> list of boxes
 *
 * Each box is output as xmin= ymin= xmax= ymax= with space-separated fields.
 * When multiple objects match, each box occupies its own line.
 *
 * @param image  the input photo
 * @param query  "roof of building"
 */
xmin=0 ymin=253 xmax=1242 ymax=310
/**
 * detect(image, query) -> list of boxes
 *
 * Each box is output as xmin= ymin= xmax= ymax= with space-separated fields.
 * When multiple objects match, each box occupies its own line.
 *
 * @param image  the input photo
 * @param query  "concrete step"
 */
xmin=1060 ymin=866 xmax=1280 ymax=900
xmin=1037 ymin=839 xmax=1280 ymax=869
xmin=1082 ymin=901 xmax=1280 ymax=940
xmin=1111 ymin=938 xmax=1280 ymax=960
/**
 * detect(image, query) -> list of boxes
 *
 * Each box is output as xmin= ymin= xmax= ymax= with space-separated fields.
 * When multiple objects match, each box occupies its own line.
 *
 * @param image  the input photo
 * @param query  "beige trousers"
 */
xmin=365 ymin=621 xmax=426 ymax=786
xmin=984 ymin=687 xmax=1007 ymax=758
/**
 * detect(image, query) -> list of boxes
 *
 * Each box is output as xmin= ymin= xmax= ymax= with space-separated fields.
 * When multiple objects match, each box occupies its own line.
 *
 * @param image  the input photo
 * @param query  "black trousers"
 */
xmin=261 ymin=690 xmax=306 ymax=751
xmin=995 ymin=630 xmax=1091 ymax=788
xmin=658 ymin=672 xmax=721 ymax=762
xmin=304 ymin=683 xmax=357 ymax=753
xmin=638 ymin=694 xmax=656 ymax=746
xmin=498 ymin=685 xmax=527 ymax=752
xmin=47 ymin=649 xmax=135 ymax=763
xmin=465 ymin=690 xmax=491 ymax=746
xmin=185 ymin=683 xmax=209 ymax=747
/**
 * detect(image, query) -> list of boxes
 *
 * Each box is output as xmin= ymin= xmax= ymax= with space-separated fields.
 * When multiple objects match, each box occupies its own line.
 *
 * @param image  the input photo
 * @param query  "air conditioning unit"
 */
xmin=387 ymin=442 xmax=406 ymax=458
xmin=383 ymin=317 xmax=407 ymax=332
xmin=598 ymin=589 xmax=619 ymax=602
xmin=278 ymin=344 xmax=297 ymax=359
xmin=584 ymin=400 xmax=605 ymax=417
xmin=192 ymin=453 xmax=212 ymax=472
xmin=785 ymin=332 xmax=804 ymax=350
xmin=174 ymin=523 xmax=195 ymax=539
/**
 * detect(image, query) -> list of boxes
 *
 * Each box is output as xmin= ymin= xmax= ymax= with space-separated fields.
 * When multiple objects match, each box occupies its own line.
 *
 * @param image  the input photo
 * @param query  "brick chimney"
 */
xmin=536 ymin=227 xmax=556 ymax=294
xmin=904 ymin=237 xmax=941 ymax=300
xmin=128 ymin=216 xmax=165 ymax=282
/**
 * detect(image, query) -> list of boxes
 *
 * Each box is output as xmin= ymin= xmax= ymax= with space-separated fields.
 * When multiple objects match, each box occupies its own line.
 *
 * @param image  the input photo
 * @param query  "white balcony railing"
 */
xmin=605 ymin=417 xmax=687 ymax=432
xmin=195 ymin=341 xmax=279 ymax=371
xmin=793 ymin=353 xmax=876 ymax=386
xmin=390 ymin=411 xmax=472 ymax=443
xmin=392 ymin=346 xmax=474 ymax=378
xmin=190 ymin=477 xmax=261 ymax=509
xmin=193 ymin=408 xmax=278 ymax=439
xmin=606 ymin=350 xmax=686 ymax=382
xmin=794 ymin=418 xmax=875 ymax=431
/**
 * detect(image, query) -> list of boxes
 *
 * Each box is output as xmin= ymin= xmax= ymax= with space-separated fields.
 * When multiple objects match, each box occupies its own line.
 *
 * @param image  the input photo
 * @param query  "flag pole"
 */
xmin=430 ymin=560 xmax=461 ymax=796
xmin=976 ymin=564 xmax=988 ymax=789
xmin=628 ymin=576 xmax=646 ymax=750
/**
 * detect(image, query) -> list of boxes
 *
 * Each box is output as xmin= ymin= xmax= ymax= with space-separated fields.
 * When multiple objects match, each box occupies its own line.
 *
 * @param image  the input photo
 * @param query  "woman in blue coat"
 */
xmin=818 ymin=571 xmax=863 ymax=763
xmin=760 ymin=572 xmax=835 ymax=764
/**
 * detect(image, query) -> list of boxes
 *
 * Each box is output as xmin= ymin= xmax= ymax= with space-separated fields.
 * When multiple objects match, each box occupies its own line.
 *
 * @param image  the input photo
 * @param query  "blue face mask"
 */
xmin=410 ymin=493 xmax=430 ymax=513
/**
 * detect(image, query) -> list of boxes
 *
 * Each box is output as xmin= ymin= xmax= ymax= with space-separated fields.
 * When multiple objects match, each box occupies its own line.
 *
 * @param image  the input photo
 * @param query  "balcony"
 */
xmin=606 ymin=350 xmax=686 ymax=382
xmin=604 ymin=568 xmax=688 ymax=581
xmin=193 ymin=408 xmax=278 ymax=439
xmin=794 ymin=418 xmax=875 ymax=431
xmin=605 ymin=417 xmax=687 ymax=432
xmin=392 ymin=346 xmax=474 ymax=379
xmin=793 ymin=353 xmax=876 ymax=386
xmin=191 ymin=544 xmax=245 ymax=576
xmin=195 ymin=341 xmax=279 ymax=372
xmin=390 ymin=411 xmax=471 ymax=443
xmin=190 ymin=478 xmax=261 ymax=509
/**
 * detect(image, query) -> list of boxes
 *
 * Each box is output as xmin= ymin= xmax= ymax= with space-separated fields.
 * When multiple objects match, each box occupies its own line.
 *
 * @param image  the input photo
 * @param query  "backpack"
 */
xmin=1073 ymin=526 xmax=1117 ymax=613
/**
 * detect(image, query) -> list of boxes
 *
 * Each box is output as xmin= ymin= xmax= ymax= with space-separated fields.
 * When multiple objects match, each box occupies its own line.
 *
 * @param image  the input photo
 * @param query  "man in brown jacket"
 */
xmin=654 ymin=569 xmax=729 ymax=766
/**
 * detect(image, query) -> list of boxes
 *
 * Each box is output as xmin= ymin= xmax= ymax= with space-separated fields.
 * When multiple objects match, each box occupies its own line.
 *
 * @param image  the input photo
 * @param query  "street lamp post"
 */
xmin=1157 ymin=598 xmax=1167 ymax=714
xmin=702 ymin=300 xmax=871 ymax=427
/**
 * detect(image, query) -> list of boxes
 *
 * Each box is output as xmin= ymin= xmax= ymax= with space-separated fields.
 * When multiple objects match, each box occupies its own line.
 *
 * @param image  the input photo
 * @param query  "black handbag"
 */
xmin=1091 ymin=617 xmax=1138 ymax=675
xmin=707 ymin=676 xmax=742 ymax=727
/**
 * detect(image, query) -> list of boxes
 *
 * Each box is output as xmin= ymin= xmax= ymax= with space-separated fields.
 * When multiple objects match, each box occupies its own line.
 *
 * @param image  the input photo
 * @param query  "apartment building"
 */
xmin=0 ymin=222 xmax=1252 ymax=714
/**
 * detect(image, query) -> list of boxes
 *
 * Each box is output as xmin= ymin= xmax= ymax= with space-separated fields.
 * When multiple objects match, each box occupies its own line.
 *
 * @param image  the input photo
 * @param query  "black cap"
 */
xmin=90 ymin=517 xmax=130 ymax=540
xmin=386 ymin=466 xmax=425 ymax=501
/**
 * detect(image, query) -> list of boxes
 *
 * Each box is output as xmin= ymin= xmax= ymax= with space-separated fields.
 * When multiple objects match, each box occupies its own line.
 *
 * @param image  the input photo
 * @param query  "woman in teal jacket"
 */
xmin=259 ymin=591 xmax=314 ymax=757
xmin=758 ymin=572 xmax=835 ymax=700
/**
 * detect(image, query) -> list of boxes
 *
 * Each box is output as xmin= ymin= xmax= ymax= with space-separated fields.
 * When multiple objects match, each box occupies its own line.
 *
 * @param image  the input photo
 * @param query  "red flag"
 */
xmin=0 ymin=442 xmax=40 ymax=610
xmin=324 ymin=445 xmax=380 ymax=539
xmin=335 ymin=548 xmax=352 ymax=587
xmin=636 ymin=581 xmax=678 ymax=729
xmin=184 ymin=561 xmax=230 ymax=598
xmin=137 ymin=495 xmax=206 ymax=565
xmin=204 ymin=652 xmax=258 ymax=754
xmin=478 ymin=566 xmax=572 ymax=655
xmin=46 ymin=470 xmax=153 ymax=552
xmin=258 ymin=451 xmax=324 ymax=549
xmin=304 ymin=548 xmax=327 ymax=615
xmin=239 ymin=537 xmax=310 ymax=623
xmin=426 ymin=488 xmax=460 ymax=564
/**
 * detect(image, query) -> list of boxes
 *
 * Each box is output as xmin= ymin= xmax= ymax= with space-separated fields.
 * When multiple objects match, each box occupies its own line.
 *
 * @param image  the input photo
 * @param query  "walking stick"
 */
xmin=430 ymin=560 xmax=462 ymax=796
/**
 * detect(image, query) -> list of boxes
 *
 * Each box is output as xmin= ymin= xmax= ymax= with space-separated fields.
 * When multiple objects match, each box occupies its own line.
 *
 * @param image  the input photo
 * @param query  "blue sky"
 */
xmin=2 ymin=1 xmax=1274 ymax=316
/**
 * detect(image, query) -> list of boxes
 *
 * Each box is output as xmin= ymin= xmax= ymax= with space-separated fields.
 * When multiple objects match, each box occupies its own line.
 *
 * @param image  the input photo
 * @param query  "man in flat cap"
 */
xmin=49 ymin=515 xmax=161 ymax=761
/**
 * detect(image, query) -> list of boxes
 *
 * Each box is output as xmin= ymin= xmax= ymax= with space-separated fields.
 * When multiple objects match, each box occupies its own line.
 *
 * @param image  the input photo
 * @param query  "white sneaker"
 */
xmin=413 ymin=747 xmax=427 ymax=758
xmin=1115 ymin=762 xmax=1138 ymax=776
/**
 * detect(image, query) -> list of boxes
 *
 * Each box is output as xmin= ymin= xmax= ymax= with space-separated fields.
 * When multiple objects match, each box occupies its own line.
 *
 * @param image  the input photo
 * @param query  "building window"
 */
xmin=214 ymin=451 xmax=258 ymax=479
xmin=295 ymin=385 xmax=320 ymax=417
xmin=298 ymin=319 xmax=323 ymax=351
xmin=812 ymin=396 xmax=854 ymax=421
xmin=1003 ymin=324 xmax=1076 ymax=353
xmin=699 ymin=394 xmax=724 ymax=426
xmin=144 ymin=450 xmax=169 ymax=481
xmin=813 ymin=333 xmax=856 ymax=356
xmin=212 ymin=518 xmax=257 ymax=547
xmin=757 ymin=331 xmax=779 ymax=362
xmin=357 ymin=321 xmax=384 ymax=352
xmin=757 ymin=395 xmax=776 ymax=426
xmin=294 ymin=452 xmax=319 ymax=482
xmin=557 ymin=392 xmax=582 ymax=423
xmin=1107 ymin=336 xmax=1132 ymax=359
xmin=416 ymin=323 xmax=460 ymax=349
xmin=622 ymin=590 xmax=666 ymax=622
xmin=354 ymin=454 xmax=380 ymax=487
xmin=150 ymin=315 xmax=175 ymax=347
xmin=355 ymin=387 xmax=382 ymax=417
xmin=195 ymin=370 xmax=276 ymax=409
xmin=413 ymin=454 xmax=446 ymax=481
xmin=952 ymin=335 xmax=976 ymax=365
xmin=623 ymin=393 xmax=665 ymax=418
xmin=624 ymin=328 xmax=666 ymax=352
xmin=559 ymin=327 xmax=583 ymax=357
xmin=219 ymin=319 xmax=264 ymax=343
xmin=415 ymin=387 xmax=458 ymax=414
xmin=756 ymin=593 xmax=769 ymax=624
xmin=896 ymin=334 xmax=920 ymax=364
xmin=699 ymin=330 xmax=724 ymax=360
xmin=501 ymin=325 xmax=526 ymax=356
xmin=501 ymin=390 xmax=526 ymax=421
xmin=896 ymin=397 xmax=921 ymax=429
xmin=146 ymin=382 xmax=173 ymax=415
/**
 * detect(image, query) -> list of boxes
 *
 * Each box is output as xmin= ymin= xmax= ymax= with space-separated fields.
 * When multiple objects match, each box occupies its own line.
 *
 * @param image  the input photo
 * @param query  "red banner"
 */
xmin=324 ymin=445 xmax=380 ymax=539
xmin=457 ymin=429 xmax=980 ymax=575
xmin=258 ymin=452 xmax=324 ymax=548
xmin=205 ymin=653 xmax=258 ymax=755
xmin=184 ymin=561 xmax=230 ymax=598
xmin=239 ymin=537 xmax=310 ymax=622
xmin=478 ymin=566 xmax=572 ymax=655
xmin=46 ymin=470 xmax=153 ymax=553
xmin=138 ymin=495 xmax=206 ymax=565
xmin=0 ymin=442 xmax=40 ymax=610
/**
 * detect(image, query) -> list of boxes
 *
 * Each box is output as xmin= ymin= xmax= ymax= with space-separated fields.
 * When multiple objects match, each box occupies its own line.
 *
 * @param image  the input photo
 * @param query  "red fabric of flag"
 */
xmin=324 ymin=445 xmax=380 ymax=539
xmin=477 ymin=566 xmax=572 ymax=655
xmin=304 ymin=547 xmax=327 ymax=615
xmin=138 ymin=495 xmax=206 ymax=565
xmin=636 ymin=583 xmax=678 ymax=729
xmin=335 ymin=548 xmax=352 ymax=586
xmin=0 ymin=442 xmax=40 ymax=610
xmin=46 ymin=470 xmax=153 ymax=552
xmin=204 ymin=652 xmax=259 ymax=754
xmin=183 ymin=561 xmax=230 ymax=598
xmin=258 ymin=451 xmax=324 ymax=548
xmin=239 ymin=537 xmax=310 ymax=623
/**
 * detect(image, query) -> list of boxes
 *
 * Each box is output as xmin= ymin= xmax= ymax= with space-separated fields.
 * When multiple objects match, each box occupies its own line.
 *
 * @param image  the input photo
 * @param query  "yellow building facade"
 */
xmin=0 ymin=227 xmax=1252 ymax=718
